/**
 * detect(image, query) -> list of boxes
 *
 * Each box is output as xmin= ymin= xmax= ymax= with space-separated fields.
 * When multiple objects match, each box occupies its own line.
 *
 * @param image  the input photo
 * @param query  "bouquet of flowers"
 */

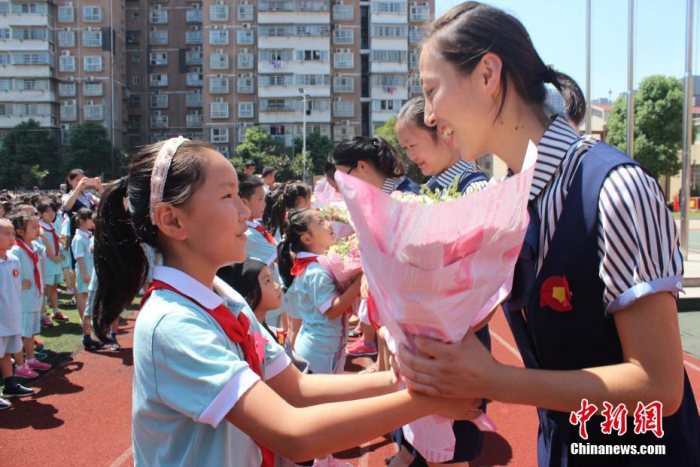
xmin=319 ymin=205 xmax=355 ymax=240
xmin=317 ymin=234 xmax=363 ymax=291
xmin=334 ymin=143 xmax=538 ymax=463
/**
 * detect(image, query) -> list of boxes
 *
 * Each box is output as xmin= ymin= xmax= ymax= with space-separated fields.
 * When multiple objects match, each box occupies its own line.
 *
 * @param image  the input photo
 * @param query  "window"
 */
xmin=333 ymin=28 xmax=354 ymax=45
xmin=60 ymin=100 xmax=77 ymax=121
xmin=187 ymin=72 xmax=203 ymax=87
xmin=237 ymin=76 xmax=254 ymax=93
xmin=372 ymin=2 xmax=406 ymax=14
xmin=83 ymin=56 xmax=103 ymax=72
xmin=58 ymin=83 xmax=76 ymax=97
xmin=209 ymin=4 xmax=228 ymax=21
xmin=372 ymin=25 xmax=407 ymax=37
xmin=372 ymin=74 xmax=405 ymax=90
xmin=126 ymin=31 xmax=140 ymax=45
xmin=82 ymin=29 xmax=102 ymax=47
xmin=238 ymin=51 xmax=254 ymax=69
xmin=372 ymin=99 xmax=403 ymax=111
xmin=58 ymin=4 xmax=75 ymax=22
xmin=334 ymin=100 xmax=354 ymax=117
xmin=333 ymin=75 xmax=354 ymax=93
xmin=333 ymin=4 xmax=353 ymax=20
xmin=129 ymin=95 xmax=140 ymax=107
xmin=209 ymin=52 xmax=228 ymax=70
xmin=186 ymin=113 xmax=203 ymax=128
xmin=334 ymin=124 xmax=355 ymax=141
xmin=150 ymin=114 xmax=168 ymax=128
xmin=149 ymin=30 xmax=168 ymax=45
xmin=84 ymin=103 xmax=104 ymax=120
xmin=186 ymin=8 xmax=202 ymax=22
xmin=149 ymin=9 xmax=168 ymax=24
xmin=238 ymin=102 xmax=254 ymax=118
xmin=186 ymin=49 xmax=203 ymax=65
xmin=150 ymin=94 xmax=169 ymax=108
xmin=237 ymin=4 xmax=254 ymax=21
xmin=259 ymin=49 xmax=293 ymax=62
xmin=83 ymin=82 xmax=103 ymax=96
xmin=236 ymin=29 xmax=254 ymax=45
xmin=0 ymin=29 xmax=8 ymax=40
xmin=58 ymin=30 xmax=75 ymax=47
xmin=334 ymin=51 xmax=353 ymax=68
xmin=149 ymin=52 xmax=167 ymax=66
xmin=260 ymin=98 xmax=294 ymax=112
xmin=132 ymin=75 xmax=141 ymax=86
xmin=186 ymin=30 xmax=202 ymax=45
xmin=0 ymin=79 xmax=10 ymax=91
xmin=209 ymin=77 xmax=229 ymax=94
xmin=410 ymin=4 xmax=429 ymax=21
xmin=130 ymin=53 xmax=140 ymax=64
xmin=371 ymin=50 xmax=407 ymax=63
xmin=83 ymin=6 xmax=103 ymax=22
xmin=209 ymin=29 xmax=229 ymax=45
xmin=409 ymin=26 xmax=423 ymax=45
xmin=12 ymin=28 xmax=48 ymax=41
xmin=296 ymin=74 xmax=329 ymax=86
xmin=210 ymin=101 xmax=229 ymax=119
xmin=186 ymin=91 xmax=202 ymax=107
xmin=149 ymin=73 xmax=168 ymax=87
xmin=59 ymin=55 xmax=76 ymax=72
xmin=211 ymin=127 xmax=229 ymax=143
xmin=11 ymin=52 xmax=50 ymax=65
xmin=130 ymin=11 xmax=140 ymax=22
xmin=295 ymin=50 xmax=328 ymax=61
xmin=259 ymin=74 xmax=292 ymax=87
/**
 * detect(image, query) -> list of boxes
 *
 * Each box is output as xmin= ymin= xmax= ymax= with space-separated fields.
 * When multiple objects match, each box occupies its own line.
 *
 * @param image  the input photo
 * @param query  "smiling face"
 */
xmin=420 ymin=41 xmax=500 ymax=161
xmin=396 ymin=119 xmax=457 ymax=176
xmin=256 ymin=265 xmax=282 ymax=313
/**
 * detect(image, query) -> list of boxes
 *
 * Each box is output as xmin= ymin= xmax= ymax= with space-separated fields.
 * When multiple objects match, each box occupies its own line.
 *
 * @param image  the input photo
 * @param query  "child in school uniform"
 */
xmin=37 ymin=200 xmax=70 ymax=325
xmin=71 ymin=208 xmax=103 ymax=351
xmin=92 ymin=138 xmax=477 ymax=466
xmin=9 ymin=212 xmax=52 ymax=379
xmin=0 ymin=218 xmax=35 ymax=408
xmin=58 ymin=208 xmax=75 ymax=302
xmin=279 ymin=208 xmax=363 ymax=376
xmin=398 ymin=3 xmax=699 ymax=467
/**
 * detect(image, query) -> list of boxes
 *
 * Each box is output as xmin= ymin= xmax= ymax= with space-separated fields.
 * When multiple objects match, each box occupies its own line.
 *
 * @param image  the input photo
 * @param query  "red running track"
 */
xmin=1 ymin=311 xmax=698 ymax=467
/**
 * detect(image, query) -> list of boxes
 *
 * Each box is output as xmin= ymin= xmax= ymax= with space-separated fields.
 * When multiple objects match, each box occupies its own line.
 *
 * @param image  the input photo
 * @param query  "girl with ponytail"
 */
xmin=93 ymin=137 xmax=478 ymax=466
xmin=262 ymin=180 xmax=311 ymax=239
xmin=396 ymin=3 xmax=699 ymax=467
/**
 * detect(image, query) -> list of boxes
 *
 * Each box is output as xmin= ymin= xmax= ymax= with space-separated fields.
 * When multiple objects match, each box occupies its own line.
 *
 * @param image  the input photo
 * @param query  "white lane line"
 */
xmin=109 ymin=446 xmax=133 ymax=467
xmin=490 ymin=330 xmax=522 ymax=363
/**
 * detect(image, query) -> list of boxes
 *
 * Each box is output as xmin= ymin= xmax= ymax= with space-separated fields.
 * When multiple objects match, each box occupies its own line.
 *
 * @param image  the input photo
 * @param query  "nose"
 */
xmin=238 ymin=198 xmax=251 ymax=221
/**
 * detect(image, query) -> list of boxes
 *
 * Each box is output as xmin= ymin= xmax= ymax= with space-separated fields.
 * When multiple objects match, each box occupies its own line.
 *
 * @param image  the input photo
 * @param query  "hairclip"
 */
xmin=149 ymin=136 xmax=188 ymax=225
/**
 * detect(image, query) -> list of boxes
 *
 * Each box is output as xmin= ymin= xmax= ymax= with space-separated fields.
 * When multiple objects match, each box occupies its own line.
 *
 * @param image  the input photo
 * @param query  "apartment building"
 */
xmin=0 ymin=1 xmax=57 ymax=139
xmin=53 ymin=0 xmax=127 ymax=147
xmin=1 ymin=0 xmax=433 ymax=156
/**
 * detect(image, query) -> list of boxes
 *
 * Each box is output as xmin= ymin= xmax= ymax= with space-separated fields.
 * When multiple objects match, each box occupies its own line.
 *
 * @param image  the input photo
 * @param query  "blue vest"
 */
xmin=425 ymin=168 xmax=488 ymax=194
xmin=504 ymin=142 xmax=699 ymax=467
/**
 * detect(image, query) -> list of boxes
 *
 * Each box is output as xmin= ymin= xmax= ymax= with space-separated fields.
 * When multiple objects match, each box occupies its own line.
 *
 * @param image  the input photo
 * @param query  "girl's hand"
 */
xmin=360 ymin=274 xmax=369 ymax=299
xmin=76 ymin=177 xmax=88 ymax=191
xmin=94 ymin=177 xmax=104 ymax=193
xmin=21 ymin=280 xmax=32 ymax=290
xmin=396 ymin=330 xmax=502 ymax=400
xmin=349 ymin=272 xmax=364 ymax=297
xmin=431 ymin=396 xmax=484 ymax=421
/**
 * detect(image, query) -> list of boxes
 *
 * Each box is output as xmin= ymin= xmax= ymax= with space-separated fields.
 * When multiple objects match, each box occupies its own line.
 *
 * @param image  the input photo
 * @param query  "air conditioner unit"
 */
xmin=67 ymin=76 xmax=74 ymax=82
xmin=216 ymin=97 xmax=223 ymax=102
xmin=243 ymin=23 xmax=250 ymax=29
xmin=86 ymin=100 xmax=95 ymax=105
xmin=192 ymin=3 xmax=200 ymax=9
xmin=61 ymin=124 xmax=71 ymax=131
xmin=88 ymin=76 xmax=95 ymax=81
xmin=61 ymin=51 xmax=70 ymax=56
xmin=342 ymin=120 xmax=349 ymax=127
xmin=193 ymin=26 xmax=200 ymax=31
xmin=216 ymin=49 xmax=224 ymax=54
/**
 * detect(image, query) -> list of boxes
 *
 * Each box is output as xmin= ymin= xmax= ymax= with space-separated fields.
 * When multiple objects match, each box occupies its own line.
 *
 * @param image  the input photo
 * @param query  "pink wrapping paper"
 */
xmin=334 ymin=142 xmax=538 ymax=463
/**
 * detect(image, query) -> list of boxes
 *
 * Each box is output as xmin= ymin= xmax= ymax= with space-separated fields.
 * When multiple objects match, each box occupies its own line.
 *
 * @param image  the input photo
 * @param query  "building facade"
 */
xmin=1 ymin=0 xmax=433 ymax=156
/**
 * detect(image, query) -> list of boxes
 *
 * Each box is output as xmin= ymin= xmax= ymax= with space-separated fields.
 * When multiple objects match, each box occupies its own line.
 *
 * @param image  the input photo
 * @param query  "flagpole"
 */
xmin=626 ymin=0 xmax=635 ymax=158
xmin=681 ymin=0 xmax=694 ymax=257
xmin=585 ymin=0 xmax=592 ymax=134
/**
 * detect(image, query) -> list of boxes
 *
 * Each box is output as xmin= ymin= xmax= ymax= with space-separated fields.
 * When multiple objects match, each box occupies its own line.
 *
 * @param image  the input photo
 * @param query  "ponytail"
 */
xmin=93 ymin=178 xmax=148 ymax=341
xmin=263 ymin=181 xmax=311 ymax=237
xmin=276 ymin=208 xmax=316 ymax=288
xmin=277 ymin=236 xmax=295 ymax=289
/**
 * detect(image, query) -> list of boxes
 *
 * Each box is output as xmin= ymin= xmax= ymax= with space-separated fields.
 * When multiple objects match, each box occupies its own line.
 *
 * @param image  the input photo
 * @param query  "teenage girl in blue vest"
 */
xmin=397 ymin=3 xmax=699 ymax=467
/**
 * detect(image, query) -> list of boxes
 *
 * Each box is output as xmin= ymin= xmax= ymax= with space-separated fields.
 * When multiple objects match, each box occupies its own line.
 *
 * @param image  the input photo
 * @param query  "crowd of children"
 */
xmin=0 ymin=173 xmax=123 ymax=410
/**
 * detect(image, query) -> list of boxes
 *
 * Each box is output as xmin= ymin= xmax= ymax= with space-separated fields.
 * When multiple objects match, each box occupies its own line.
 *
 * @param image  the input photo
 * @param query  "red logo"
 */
xmin=540 ymin=275 xmax=573 ymax=312
xmin=12 ymin=269 xmax=19 ymax=278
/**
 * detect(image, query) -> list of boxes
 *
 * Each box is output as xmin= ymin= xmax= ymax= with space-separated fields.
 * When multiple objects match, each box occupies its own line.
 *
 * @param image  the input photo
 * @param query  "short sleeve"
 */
xmin=72 ymin=237 xmax=86 ymax=259
xmin=306 ymin=265 xmax=338 ymax=314
xmin=597 ymin=165 xmax=683 ymax=313
xmin=152 ymin=310 xmax=260 ymax=428
xmin=234 ymin=301 xmax=291 ymax=380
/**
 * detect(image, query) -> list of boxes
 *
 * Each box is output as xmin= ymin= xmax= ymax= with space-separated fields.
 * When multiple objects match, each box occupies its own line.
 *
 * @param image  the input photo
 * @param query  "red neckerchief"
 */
xmin=15 ymin=239 xmax=42 ymax=294
xmin=253 ymin=225 xmax=276 ymax=245
xmin=141 ymin=280 xmax=274 ymax=467
xmin=40 ymin=221 xmax=59 ymax=254
xmin=290 ymin=256 xmax=318 ymax=276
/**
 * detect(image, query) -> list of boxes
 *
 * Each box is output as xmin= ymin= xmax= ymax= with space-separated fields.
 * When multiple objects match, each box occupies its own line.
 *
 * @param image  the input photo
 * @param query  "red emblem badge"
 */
xmin=12 ymin=269 xmax=19 ymax=278
xmin=540 ymin=275 xmax=573 ymax=312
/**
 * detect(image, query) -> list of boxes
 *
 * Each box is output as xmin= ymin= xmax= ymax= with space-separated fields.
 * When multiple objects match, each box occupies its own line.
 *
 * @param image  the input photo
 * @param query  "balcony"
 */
xmin=186 ymin=114 xmax=203 ymax=128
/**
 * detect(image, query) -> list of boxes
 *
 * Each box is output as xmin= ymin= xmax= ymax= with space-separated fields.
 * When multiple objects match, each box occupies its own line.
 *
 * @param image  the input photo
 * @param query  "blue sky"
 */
xmin=435 ymin=0 xmax=691 ymax=102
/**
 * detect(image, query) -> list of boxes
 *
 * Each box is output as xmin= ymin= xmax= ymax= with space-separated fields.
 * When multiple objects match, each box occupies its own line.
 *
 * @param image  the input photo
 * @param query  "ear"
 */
xmin=476 ymin=52 xmax=503 ymax=98
xmin=300 ymin=231 xmax=312 ymax=249
xmin=356 ymin=160 xmax=368 ymax=173
xmin=152 ymin=203 xmax=187 ymax=241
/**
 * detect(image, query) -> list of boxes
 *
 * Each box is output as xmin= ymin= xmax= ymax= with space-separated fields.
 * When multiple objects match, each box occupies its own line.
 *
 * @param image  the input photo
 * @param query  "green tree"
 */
xmin=0 ymin=119 xmax=61 ymax=189
xmin=293 ymin=132 xmax=334 ymax=175
xmin=373 ymin=116 xmax=426 ymax=183
xmin=63 ymin=122 xmax=119 ymax=179
xmin=233 ymin=126 xmax=301 ymax=181
xmin=607 ymin=75 xmax=683 ymax=179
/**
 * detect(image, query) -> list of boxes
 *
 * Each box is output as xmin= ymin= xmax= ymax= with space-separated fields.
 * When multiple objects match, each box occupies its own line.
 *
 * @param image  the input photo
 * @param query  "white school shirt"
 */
xmin=0 ymin=253 xmax=23 ymax=337
xmin=38 ymin=220 xmax=63 ymax=276
xmin=532 ymin=115 xmax=683 ymax=313
xmin=72 ymin=230 xmax=94 ymax=283
xmin=9 ymin=240 xmax=45 ymax=314
xmin=244 ymin=220 xmax=277 ymax=265
xmin=132 ymin=266 xmax=291 ymax=467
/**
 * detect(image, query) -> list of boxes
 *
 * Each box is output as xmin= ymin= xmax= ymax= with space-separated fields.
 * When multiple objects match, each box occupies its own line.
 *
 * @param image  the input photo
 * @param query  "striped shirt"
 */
xmin=427 ymin=160 xmax=489 ymax=195
xmin=381 ymin=176 xmax=404 ymax=194
xmin=532 ymin=115 xmax=683 ymax=313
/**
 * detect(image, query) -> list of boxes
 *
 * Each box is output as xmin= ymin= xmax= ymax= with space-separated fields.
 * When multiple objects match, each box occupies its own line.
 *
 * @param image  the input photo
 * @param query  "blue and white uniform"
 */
xmin=38 ymin=220 xmax=64 ymax=285
xmin=0 ymin=252 xmax=23 ymax=355
xmin=425 ymin=159 xmax=489 ymax=195
xmin=9 ymin=240 xmax=45 ymax=337
xmin=71 ymin=230 xmax=93 ymax=294
xmin=244 ymin=220 xmax=285 ymax=327
xmin=132 ymin=266 xmax=291 ymax=466
xmin=287 ymin=252 xmax=345 ymax=374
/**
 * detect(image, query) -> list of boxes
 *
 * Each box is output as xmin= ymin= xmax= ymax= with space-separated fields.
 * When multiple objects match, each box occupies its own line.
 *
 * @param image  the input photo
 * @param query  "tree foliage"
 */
xmin=232 ymin=126 xmax=300 ymax=181
xmin=607 ymin=75 xmax=683 ymax=178
xmin=63 ymin=122 xmax=121 ymax=179
xmin=293 ymin=132 xmax=335 ymax=175
xmin=0 ymin=119 xmax=61 ymax=189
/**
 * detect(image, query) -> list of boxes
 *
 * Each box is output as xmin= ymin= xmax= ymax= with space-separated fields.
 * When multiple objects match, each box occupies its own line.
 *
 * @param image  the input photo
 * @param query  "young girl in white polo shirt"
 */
xmin=91 ymin=137 xmax=480 ymax=466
